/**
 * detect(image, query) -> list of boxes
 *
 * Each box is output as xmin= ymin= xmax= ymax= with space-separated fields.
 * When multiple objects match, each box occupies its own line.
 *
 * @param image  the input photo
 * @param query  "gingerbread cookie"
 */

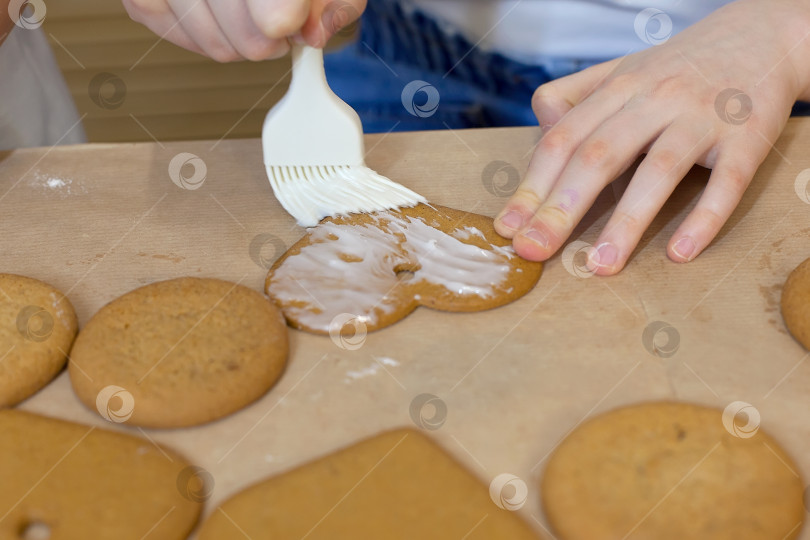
xmin=541 ymin=402 xmax=804 ymax=539
xmin=0 ymin=409 xmax=201 ymax=539
xmin=69 ymin=277 xmax=288 ymax=428
xmin=198 ymin=428 xmax=539 ymax=539
xmin=782 ymin=257 xmax=810 ymax=350
xmin=0 ymin=273 xmax=77 ymax=407
xmin=265 ymin=204 xmax=542 ymax=334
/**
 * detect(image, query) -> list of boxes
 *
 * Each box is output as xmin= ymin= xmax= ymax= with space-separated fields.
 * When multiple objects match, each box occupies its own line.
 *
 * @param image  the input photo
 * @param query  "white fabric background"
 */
xmin=0 ymin=26 xmax=85 ymax=150
xmin=409 ymin=0 xmax=734 ymax=63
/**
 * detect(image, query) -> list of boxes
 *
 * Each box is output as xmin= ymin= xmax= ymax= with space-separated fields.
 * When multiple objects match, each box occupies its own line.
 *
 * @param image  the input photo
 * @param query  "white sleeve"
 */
xmin=408 ymin=0 xmax=734 ymax=64
xmin=0 ymin=26 xmax=86 ymax=150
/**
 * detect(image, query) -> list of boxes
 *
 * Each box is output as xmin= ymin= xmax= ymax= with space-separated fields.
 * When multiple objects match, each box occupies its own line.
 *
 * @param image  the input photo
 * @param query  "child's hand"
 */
xmin=495 ymin=0 xmax=810 ymax=275
xmin=121 ymin=0 xmax=366 ymax=61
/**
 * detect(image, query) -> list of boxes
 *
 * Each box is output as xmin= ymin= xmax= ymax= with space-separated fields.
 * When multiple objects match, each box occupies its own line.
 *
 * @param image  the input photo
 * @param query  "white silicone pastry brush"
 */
xmin=263 ymin=44 xmax=425 ymax=227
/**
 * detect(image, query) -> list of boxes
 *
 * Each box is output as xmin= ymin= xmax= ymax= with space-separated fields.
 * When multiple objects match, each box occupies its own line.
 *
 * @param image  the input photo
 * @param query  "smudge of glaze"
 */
xmin=768 ymin=317 xmax=789 ymax=334
xmin=759 ymin=251 xmax=772 ymax=271
xmin=759 ymin=284 xmax=782 ymax=313
xmin=79 ymin=253 xmax=106 ymax=265
xmin=343 ymin=357 xmax=400 ymax=384
xmin=137 ymin=252 xmax=185 ymax=263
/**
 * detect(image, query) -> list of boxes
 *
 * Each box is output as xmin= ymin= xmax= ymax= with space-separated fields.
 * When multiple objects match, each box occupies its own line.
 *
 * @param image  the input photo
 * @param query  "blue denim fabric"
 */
xmin=324 ymin=0 xmax=810 ymax=133
xmin=792 ymin=101 xmax=810 ymax=116
xmin=324 ymin=0 xmax=605 ymax=132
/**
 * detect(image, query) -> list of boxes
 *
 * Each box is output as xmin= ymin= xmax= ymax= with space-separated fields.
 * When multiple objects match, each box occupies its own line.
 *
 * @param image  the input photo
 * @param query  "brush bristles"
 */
xmin=266 ymin=165 xmax=427 ymax=227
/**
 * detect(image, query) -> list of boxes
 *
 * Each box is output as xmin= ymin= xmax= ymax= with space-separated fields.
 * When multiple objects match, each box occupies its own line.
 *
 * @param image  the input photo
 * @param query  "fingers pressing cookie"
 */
xmin=499 ymin=99 xmax=671 ymax=263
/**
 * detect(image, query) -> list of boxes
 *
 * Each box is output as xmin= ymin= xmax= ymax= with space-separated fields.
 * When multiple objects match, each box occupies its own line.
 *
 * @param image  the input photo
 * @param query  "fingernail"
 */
xmin=522 ymin=228 xmax=549 ymax=249
xmin=499 ymin=211 xmax=523 ymax=231
xmin=290 ymin=32 xmax=307 ymax=45
xmin=672 ymin=236 xmax=696 ymax=261
xmin=591 ymin=242 xmax=618 ymax=269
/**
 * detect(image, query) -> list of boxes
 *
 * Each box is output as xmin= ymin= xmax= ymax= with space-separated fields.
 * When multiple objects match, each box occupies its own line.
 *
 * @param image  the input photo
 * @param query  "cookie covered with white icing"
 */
xmin=265 ymin=204 xmax=543 ymax=334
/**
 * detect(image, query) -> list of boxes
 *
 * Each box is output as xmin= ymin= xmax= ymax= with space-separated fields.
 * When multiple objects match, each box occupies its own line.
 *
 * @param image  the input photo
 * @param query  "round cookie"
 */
xmin=265 ymin=203 xmax=543 ymax=334
xmin=541 ymin=402 xmax=804 ymax=540
xmin=782 ymin=257 xmax=810 ymax=350
xmin=0 ymin=409 xmax=202 ymax=539
xmin=0 ymin=273 xmax=77 ymax=407
xmin=69 ymin=277 xmax=288 ymax=428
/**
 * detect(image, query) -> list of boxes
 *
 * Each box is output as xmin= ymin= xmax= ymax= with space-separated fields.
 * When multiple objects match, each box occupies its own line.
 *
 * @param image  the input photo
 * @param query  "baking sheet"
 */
xmin=2 ymin=121 xmax=810 ymax=537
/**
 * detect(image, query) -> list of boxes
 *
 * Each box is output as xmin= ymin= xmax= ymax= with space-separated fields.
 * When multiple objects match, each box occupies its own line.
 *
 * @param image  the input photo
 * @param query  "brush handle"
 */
xmin=262 ymin=43 xmax=365 ymax=167
xmin=289 ymin=45 xmax=328 ymax=95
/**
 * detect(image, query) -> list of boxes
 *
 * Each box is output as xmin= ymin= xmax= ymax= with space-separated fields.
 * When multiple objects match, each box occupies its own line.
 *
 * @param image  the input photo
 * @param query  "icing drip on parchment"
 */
xmin=266 ymin=213 xmax=515 ymax=331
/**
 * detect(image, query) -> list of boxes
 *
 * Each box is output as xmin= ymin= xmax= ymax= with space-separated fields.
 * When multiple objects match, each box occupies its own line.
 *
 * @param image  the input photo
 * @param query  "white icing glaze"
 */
xmin=452 ymin=226 xmax=487 ymax=242
xmin=344 ymin=357 xmax=399 ymax=383
xmin=267 ymin=212 xmax=515 ymax=331
xmin=374 ymin=356 xmax=400 ymax=366
xmin=269 ymin=165 xmax=427 ymax=227
xmin=345 ymin=364 xmax=382 ymax=381
xmin=391 ymin=218 xmax=514 ymax=296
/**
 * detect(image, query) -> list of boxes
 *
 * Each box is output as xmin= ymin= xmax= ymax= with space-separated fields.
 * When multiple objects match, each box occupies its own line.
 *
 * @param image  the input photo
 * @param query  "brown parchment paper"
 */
xmin=1 ymin=121 xmax=809 ymax=538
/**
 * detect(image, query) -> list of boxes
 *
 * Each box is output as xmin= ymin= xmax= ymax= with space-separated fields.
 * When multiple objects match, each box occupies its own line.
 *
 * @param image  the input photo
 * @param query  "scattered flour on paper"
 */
xmin=29 ymin=172 xmax=87 ymax=198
